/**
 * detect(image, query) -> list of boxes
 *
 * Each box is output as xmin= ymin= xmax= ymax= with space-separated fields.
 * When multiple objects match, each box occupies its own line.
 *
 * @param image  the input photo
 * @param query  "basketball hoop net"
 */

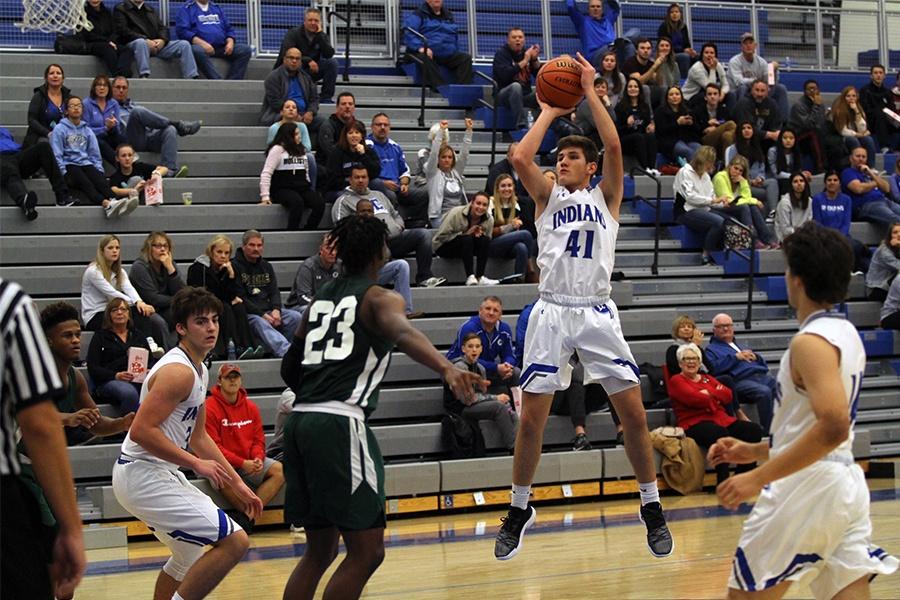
xmin=17 ymin=0 xmax=93 ymax=33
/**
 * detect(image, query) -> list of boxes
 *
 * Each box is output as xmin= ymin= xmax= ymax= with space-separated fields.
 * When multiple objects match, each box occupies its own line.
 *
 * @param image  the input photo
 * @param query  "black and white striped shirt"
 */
xmin=0 ymin=278 xmax=64 ymax=475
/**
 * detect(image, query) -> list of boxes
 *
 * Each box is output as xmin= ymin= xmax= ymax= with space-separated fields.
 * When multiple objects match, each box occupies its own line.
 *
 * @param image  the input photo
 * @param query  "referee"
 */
xmin=1 ymin=278 xmax=85 ymax=598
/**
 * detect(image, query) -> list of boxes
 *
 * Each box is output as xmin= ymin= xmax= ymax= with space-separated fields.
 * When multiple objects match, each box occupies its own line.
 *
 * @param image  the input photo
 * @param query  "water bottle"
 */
xmin=784 ymin=56 xmax=792 ymax=71
xmin=226 ymin=338 xmax=236 ymax=361
xmin=526 ymin=110 xmax=534 ymax=130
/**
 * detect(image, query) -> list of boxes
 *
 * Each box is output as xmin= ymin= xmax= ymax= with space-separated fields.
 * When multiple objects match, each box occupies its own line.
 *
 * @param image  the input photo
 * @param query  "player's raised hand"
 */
xmin=535 ymin=96 xmax=574 ymax=121
xmin=707 ymin=436 xmax=757 ymax=466
xmin=574 ymin=52 xmax=597 ymax=93
xmin=444 ymin=367 xmax=488 ymax=405
xmin=716 ymin=472 xmax=763 ymax=511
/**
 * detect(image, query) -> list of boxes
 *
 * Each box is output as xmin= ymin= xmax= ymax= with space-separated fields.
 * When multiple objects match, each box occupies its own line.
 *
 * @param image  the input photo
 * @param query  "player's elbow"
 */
xmin=509 ymin=147 xmax=530 ymax=171
xmin=820 ymin=412 xmax=851 ymax=447
xmin=602 ymin=139 xmax=622 ymax=158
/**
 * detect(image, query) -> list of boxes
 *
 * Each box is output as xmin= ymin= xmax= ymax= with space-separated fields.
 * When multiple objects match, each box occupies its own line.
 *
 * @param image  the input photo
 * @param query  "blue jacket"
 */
xmin=446 ymin=314 xmax=516 ymax=376
xmin=175 ymin=1 xmax=236 ymax=49
xmin=49 ymin=118 xmax=103 ymax=175
xmin=889 ymin=173 xmax=900 ymax=204
xmin=811 ymin=191 xmax=852 ymax=237
xmin=82 ymin=97 xmax=121 ymax=140
xmin=515 ymin=302 xmax=535 ymax=369
xmin=403 ymin=3 xmax=461 ymax=59
xmin=566 ymin=0 xmax=620 ymax=57
xmin=705 ymin=335 xmax=769 ymax=381
xmin=0 ymin=128 xmax=21 ymax=154
xmin=367 ymin=135 xmax=410 ymax=185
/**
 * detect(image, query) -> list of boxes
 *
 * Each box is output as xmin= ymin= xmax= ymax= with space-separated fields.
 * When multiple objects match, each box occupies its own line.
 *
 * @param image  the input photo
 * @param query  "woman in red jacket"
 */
xmin=667 ymin=343 xmax=763 ymax=485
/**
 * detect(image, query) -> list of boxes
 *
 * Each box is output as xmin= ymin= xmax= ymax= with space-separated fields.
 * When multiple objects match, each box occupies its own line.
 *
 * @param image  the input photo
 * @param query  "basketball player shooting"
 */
xmin=494 ymin=53 xmax=674 ymax=561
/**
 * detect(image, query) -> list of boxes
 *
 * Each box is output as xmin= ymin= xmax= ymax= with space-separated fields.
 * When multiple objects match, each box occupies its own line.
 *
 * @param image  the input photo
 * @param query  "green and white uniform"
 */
xmin=284 ymin=276 xmax=393 ymax=530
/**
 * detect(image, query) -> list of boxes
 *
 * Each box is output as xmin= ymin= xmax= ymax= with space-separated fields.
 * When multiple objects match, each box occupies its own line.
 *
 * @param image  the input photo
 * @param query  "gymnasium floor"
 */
xmin=79 ymin=477 xmax=900 ymax=599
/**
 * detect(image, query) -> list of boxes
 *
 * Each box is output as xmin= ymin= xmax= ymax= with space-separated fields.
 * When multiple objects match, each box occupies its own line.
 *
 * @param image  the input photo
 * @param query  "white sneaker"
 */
xmin=119 ymin=195 xmax=139 ymax=217
xmin=146 ymin=337 xmax=164 ymax=359
xmin=289 ymin=524 xmax=304 ymax=535
xmin=647 ymin=168 xmax=661 ymax=177
xmin=420 ymin=276 xmax=446 ymax=288
xmin=465 ymin=274 xmax=478 ymax=286
xmin=478 ymin=275 xmax=500 ymax=286
xmin=104 ymin=198 xmax=125 ymax=219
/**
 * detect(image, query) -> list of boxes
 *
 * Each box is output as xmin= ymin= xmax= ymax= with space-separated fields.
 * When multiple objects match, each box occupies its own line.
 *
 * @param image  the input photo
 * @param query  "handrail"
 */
xmin=473 ymin=70 xmax=499 ymax=169
xmin=720 ymin=217 xmax=756 ymax=331
xmin=327 ymin=3 xmax=353 ymax=83
xmin=629 ymin=166 xmax=662 ymax=276
xmin=402 ymin=26 xmax=429 ymax=128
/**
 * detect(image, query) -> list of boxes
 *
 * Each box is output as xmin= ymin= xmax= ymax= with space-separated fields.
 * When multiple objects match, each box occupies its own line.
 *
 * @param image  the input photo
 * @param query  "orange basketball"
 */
xmin=535 ymin=56 xmax=584 ymax=109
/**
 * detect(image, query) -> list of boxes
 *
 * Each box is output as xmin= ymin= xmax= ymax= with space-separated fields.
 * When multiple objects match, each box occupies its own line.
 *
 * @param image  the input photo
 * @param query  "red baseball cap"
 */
xmin=218 ymin=363 xmax=241 ymax=377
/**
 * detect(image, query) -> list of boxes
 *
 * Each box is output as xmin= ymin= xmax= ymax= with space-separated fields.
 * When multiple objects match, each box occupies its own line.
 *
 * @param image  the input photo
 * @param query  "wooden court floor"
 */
xmin=80 ymin=480 xmax=900 ymax=599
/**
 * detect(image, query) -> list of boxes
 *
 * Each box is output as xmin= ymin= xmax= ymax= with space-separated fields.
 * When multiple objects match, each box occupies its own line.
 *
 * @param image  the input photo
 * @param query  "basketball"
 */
xmin=536 ymin=56 xmax=584 ymax=109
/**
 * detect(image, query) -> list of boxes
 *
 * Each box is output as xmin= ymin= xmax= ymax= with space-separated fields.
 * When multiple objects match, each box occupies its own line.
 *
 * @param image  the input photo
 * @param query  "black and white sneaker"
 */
xmin=638 ymin=502 xmax=674 ymax=558
xmin=494 ymin=505 xmax=536 ymax=561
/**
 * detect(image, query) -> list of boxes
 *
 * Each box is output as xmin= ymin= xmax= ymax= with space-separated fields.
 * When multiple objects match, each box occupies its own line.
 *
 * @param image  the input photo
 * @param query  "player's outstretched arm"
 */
xmin=510 ymin=98 xmax=570 ymax=215
xmin=365 ymin=287 xmax=486 ymax=404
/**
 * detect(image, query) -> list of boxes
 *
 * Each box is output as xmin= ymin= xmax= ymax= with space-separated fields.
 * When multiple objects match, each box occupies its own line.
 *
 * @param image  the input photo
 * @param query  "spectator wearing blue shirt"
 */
xmin=447 ymin=296 xmax=520 ymax=394
xmin=0 ymin=127 xmax=75 ymax=219
xmin=704 ymin=313 xmax=775 ymax=434
xmin=492 ymin=28 xmax=541 ymax=130
xmin=566 ymin=0 xmax=639 ymax=69
xmin=812 ymin=170 xmax=871 ymax=274
xmin=259 ymin=48 xmax=322 ymax=135
xmin=367 ymin=112 xmax=429 ymax=221
xmin=889 ymin=156 xmax=900 ymax=203
xmin=840 ymin=147 xmax=900 ymax=228
xmin=403 ymin=0 xmax=473 ymax=90
xmin=176 ymin=0 xmax=252 ymax=80
xmin=82 ymin=75 xmax=126 ymax=166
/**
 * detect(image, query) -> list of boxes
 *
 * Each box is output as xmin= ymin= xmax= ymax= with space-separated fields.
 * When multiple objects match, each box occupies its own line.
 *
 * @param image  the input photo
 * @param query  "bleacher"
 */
xmin=1 ymin=0 xmax=899 ymax=535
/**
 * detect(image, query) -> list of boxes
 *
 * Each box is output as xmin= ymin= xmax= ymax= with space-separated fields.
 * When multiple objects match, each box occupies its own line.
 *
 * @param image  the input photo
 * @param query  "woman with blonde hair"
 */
xmin=187 ymin=234 xmax=260 ymax=359
xmin=830 ymin=85 xmax=878 ymax=168
xmin=713 ymin=154 xmax=779 ymax=248
xmin=487 ymin=174 xmax=538 ymax=283
xmin=425 ymin=118 xmax=473 ymax=228
xmin=129 ymin=231 xmax=184 ymax=334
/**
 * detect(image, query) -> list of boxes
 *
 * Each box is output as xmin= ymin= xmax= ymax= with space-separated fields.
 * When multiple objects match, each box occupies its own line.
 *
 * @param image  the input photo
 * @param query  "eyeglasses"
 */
xmin=714 ymin=323 xmax=734 ymax=329
xmin=151 ymin=243 xmax=169 ymax=249
xmin=681 ymin=357 xmax=700 ymax=362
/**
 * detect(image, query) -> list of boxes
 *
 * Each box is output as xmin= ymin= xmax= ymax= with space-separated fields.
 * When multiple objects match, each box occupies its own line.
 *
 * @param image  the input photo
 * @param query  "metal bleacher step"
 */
xmin=629 ymin=291 xmax=768 ymax=307
xmin=856 ymin=409 xmax=900 ymax=424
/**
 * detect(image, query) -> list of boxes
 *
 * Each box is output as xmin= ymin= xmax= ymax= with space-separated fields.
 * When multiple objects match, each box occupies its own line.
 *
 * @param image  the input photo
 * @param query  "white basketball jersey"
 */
xmin=120 ymin=347 xmax=209 ymax=469
xmin=536 ymin=184 xmax=619 ymax=301
xmin=771 ymin=312 xmax=865 ymax=460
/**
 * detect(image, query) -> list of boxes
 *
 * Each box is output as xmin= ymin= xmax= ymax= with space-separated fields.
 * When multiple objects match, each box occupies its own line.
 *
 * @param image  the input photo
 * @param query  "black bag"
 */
xmin=724 ymin=222 xmax=751 ymax=250
xmin=54 ymin=35 xmax=89 ymax=55
xmin=441 ymin=413 xmax=485 ymax=459
xmin=639 ymin=362 xmax=668 ymax=407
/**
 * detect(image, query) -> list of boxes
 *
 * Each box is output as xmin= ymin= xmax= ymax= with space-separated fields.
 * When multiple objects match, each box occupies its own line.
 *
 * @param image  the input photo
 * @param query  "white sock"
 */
xmin=638 ymin=480 xmax=660 ymax=506
xmin=172 ymin=592 xmax=185 ymax=600
xmin=511 ymin=483 xmax=531 ymax=510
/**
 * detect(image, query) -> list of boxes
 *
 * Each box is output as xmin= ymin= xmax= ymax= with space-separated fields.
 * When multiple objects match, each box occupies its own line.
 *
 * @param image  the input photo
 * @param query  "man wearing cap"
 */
xmin=205 ymin=363 xmax=284 ymax=533
xmin=727 ymin=32 xmax=789 ymax=126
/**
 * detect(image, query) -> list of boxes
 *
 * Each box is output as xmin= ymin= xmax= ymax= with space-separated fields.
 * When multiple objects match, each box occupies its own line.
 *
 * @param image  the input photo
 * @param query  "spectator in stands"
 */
xmin=285 ymin=233 xmax=338 ymax=312
xmin=433 ymin=192 xmax=497 ymax=286
xmin=0 ymin=127 xmax=75 ymax=218
xmin=841 ymin=147 xmax=900 ymax=227
xmin=830 ymin=86 xmax=878 ymax=168
xmin=569 ymin=76 xmax=617 ymax=149
xmin=492 ymin=28 xmax=541 ymax=130
xmin=614 ymin=77 xmax=659 ymax=173
xmin=888 ymin=157 xmax=900 ymax=204
xmin=727 ymin=33 xmax=789 ymax=123
xmin=368 ymin=113 xmax=414 ymax=204
xmin=655 ymin=85 xmax=701 ymax=165
xmin=489 ymin=174 xmax=538 ymax=283
xmin=566 ymin=0 xmax=638 ymax=68
xmin=425 ymin=118 xmax=473 ymax=228
xmin=767 ymin=129 xmax=811 ymax=196
xmin=259 ymin=122 xmax=323 ymax=230
xmin=733 ymin=79 xmax=782 ymax=146
xmin=111 ymin=76 xmax=198 ymax=177
xmin=712 ymin=154 xmax=779 ymax=249
xmin=657 ymin=3 xmax=696 ymax=77
xmin=324 ymin=120 xmax=381 ymax=201
xmin=652 ymin=38 xmax=681 ymax=91
xmin=485 ymin=142 xmax=536 ymax=239
xmin=787 ymin=79 xmax=827 ymax=173
xmin=682 ymin=43 xmax=730 ymax=108
xmin=50 ymin=96 xmax=137 ymax=219
xmin=83 ymin=75 xmax=126 ymax=166
xmin=86 ymin=297 xmax=152 ymax=415
xmin=206 ymin=364 xmax=285 ymax=533
xmin=81 ymin=234 xmax=169 ymax=352
xmin=175 ymin=0 xmax=251 ymax=80
xmin=233 ymin=230 xmax=303 ymax=357
xmin=705 ymin=313 xmax=776 ymax=433
xmin=692 ymin=83 xmax=735 ymax=161
xmin=24 ymin=63 xmax=71 ymax=149
xmin=774 ymin=173 xmax=812 ymax=242
xmin=596 ymin=51 xmax=626 ymax=107
xmin=258 ymin=47 xmax=321 ymax=134
xmin=812 ymin=170 xmax=871 ymax=274
xmin=893 ymin=71 xmax=900 ymax=113
xmin=726 ymin=121 xmax=780 ymax=215
xmin=317 ymin=92 xmax=356 ymax=164
xmin=444 ymin=332 xmax=519 ymax=452
xmin=665 ymin=314 xmax=705 ymax=377
xmin=622 ymin=37 xmax=665 ymax=108
xmin=114 ymin=0 xmax=199 ymax=79
xmin=41 ymin=301 xmax=134 ymax=441
xmin=55 ymin=0 xmax=133 ymax=77
xmin=667 ymin=343 xmax=762 ymax=486
xmin=865 ymin=222 xmax=900 ymax=302
xmin=402 ymin=0 xmax=473 ymax=89
xmin=107 ymin=143 xmax=168 ymax=202
xmin=673 ymin=145 xmax=733 ymax=265
xmin=860 ymin=64 xmax=900 ymax=152
xmin=332 ymin=165 xmax=444 ymax=288
xmin=275 ymin=8 xmax=337 ymax=103
xmin=447 ymin=295 xmax=519 ymax=395
xmin=187 ymin=234 xmax=258 ymax=360
xmin=265 ymin=100 xmax=316 ymax=188
xmin=129 ymin=231 xmax=185 ymax=335
xmin=880 ymin=275 xmax=900 ymax=330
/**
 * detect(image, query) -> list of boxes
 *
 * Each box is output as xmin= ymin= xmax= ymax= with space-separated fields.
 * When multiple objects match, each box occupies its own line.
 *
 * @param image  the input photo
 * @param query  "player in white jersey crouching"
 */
xmin=113 ymin=287 xmax=263 ymax=600
xmin=494 ymin=53 xmax=673 ymax=561
xmin=710 ymin=222 xmax=898 ymax=599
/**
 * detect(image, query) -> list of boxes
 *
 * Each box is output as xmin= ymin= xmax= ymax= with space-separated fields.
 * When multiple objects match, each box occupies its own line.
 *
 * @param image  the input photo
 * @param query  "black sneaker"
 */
xmin=56 ymin=194 xmax=78 ymax=207
xmin=21 ymin=191 xmax=38 ymax=220
xmin=572 ymin=433 xmax=592 ymax=451
xmin=638 ymin=502 xmax=674 ymax=558
xmin=225 ymin=509 xmax=254 ymax=535
xmin=494 ymin=505 xmax=536 ymax=560
xmin=175 ymin=120 xmax=202 ymax=136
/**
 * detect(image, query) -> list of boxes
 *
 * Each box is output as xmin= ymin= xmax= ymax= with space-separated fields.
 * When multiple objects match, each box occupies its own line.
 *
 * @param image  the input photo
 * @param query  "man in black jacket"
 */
xmin=788 ymin=79 xmax=827 ymax=173
xmin=114 ymin=0 xmax=198 ymax=79
xmin=860 ymin=64 xmax=900 ymax=152
xmin=233 ymin=230 xmax=302 ymax=358
xmin=274 ymin=8 xmax=337 ymax=104
xmin=259 ymin=48 xmax=322 ymax=134
xmin=492 ymin=28 xmax=541 ymax=130
xmin=54 ymin=0 xmax=133 ymax=77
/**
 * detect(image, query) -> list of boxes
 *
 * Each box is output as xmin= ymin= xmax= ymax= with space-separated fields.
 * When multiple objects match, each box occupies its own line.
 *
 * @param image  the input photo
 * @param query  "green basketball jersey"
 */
xmin=294 ymin=276 xmax=394 ymax=416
